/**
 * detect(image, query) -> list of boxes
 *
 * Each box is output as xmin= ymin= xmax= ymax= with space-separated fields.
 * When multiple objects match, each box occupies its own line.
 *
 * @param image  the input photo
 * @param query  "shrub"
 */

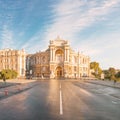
xmin=0 ymin=69 xmax=18 ymax=79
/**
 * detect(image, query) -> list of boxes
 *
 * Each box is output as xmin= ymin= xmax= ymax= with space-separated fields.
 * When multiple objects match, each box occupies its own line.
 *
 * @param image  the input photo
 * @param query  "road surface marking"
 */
xmin=60 ymin=84 xmax=61 ymax=89
xmin=105 ymin=94 xmax=120 ymax=101
xmin=112 ymin=101 xmax=117 ymax=104
xmin=60 ymin=83 xmax=63 ymax=115
xmin=79 ymin=88 xmax=92 ymax=97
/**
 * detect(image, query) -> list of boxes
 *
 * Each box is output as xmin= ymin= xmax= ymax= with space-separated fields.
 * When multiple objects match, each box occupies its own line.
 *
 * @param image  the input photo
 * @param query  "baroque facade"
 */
xmin=0 ymin=49 xmax=26 ymax=77
xmin=26 ymin=37 xmax=90 ymax=79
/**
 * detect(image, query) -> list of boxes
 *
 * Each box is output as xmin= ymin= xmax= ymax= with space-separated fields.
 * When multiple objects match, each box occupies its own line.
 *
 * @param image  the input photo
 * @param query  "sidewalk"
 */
xmin=85 ymin=79 xmax=120 ymax=89
xmin=0 ymin=79 xmax=38 ymax=100
xmin=0 ymin=79 xmax=37 ymax=88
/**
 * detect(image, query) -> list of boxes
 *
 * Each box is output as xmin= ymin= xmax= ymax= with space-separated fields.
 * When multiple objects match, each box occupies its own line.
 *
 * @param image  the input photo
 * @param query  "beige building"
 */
xmin=26 ymin=37 xmax=90 ymax=79
xmin=0 ymin=48 xmax=26 ymax=77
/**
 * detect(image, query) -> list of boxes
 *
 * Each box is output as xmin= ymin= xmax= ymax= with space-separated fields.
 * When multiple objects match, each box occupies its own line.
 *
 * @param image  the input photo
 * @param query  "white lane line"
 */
xmin=60 ymin=83 xmax=61 ymax=89
xmin=60 ymin=83 xmax=63 ymax=115
xmin=60 ymin=90 xmax=63 ymax=115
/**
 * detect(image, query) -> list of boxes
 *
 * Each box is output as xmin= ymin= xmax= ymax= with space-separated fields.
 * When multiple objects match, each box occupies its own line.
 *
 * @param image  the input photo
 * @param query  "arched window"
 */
xmin=55 ymin=49 xmax=63 ymax=62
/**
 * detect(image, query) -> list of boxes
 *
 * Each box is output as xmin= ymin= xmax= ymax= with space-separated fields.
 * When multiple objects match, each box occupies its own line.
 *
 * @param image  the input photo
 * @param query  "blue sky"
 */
xmin=0 ymin=0 xmax=120 ymax=69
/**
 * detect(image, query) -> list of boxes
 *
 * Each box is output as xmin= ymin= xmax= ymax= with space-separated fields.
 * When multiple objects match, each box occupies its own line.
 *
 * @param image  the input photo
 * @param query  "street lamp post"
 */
xmin=30 ymin=70 xmax=32 ymax=79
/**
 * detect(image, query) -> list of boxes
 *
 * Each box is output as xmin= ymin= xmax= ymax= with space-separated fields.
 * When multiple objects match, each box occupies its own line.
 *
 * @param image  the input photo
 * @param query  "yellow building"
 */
xmin=26 ymin=37 xmax=90 ymax=79
xmin=0 ymin=48 xmax=26 ymax=77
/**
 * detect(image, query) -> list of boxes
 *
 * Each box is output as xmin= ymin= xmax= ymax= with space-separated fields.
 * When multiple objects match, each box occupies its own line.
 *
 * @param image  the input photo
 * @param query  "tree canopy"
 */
xmin=103 ymin=68 xmax=120 ymax=81
xmin=0 ymin=69 xmax=18 ymax=79
xmin=90 ymin=62 xmax=102 ymax=78
xmin=115 ymin=71 xmax=120 ymax=78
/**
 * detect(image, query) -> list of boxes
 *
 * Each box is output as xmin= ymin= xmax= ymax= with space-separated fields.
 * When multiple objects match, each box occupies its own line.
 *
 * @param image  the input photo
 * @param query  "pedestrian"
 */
xmin=114 ymin=79 xmax=116 ymax=86
xmin=3 ymin=75 xmax=6 ymax=85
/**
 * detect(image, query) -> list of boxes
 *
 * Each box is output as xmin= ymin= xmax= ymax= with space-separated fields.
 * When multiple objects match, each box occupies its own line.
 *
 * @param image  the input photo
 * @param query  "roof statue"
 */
xmin=56 ymin=35 xmax=61 ymax=40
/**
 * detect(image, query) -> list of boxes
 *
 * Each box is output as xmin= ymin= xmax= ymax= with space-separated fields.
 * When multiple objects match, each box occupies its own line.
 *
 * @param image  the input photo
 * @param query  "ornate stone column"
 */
xmin=64 ymin=49 xmax=67 ymax=61
xmin=50 ymin=47 xmax=52 ymax=61
xmin=67 ymin=49 xmax=69 ymax=62
xmin=53 ymin=48 xmax=55 ymax=61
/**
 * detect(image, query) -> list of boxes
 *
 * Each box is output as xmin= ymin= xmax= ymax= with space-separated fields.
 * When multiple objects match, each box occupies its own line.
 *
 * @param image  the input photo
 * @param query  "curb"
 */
xmin=85 ymin=80 xmax=120 ymax=89
xmin=0 ymin=83 xmax=21 ymax=89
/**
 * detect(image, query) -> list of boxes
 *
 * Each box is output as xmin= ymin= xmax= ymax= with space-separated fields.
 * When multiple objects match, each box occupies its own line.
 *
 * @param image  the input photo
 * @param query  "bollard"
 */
xmin=4 ymin=89 xmax=8 ymax=96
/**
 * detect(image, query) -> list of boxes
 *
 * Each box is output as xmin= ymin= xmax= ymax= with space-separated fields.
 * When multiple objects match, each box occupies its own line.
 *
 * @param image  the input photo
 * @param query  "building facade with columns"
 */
xmin=26 ymin=37 xmax=90 ymax=78
xmin=26 ymin=37 xmax=90 ymax=79
xmin=0 ymin=49 xmax=26 ymax=77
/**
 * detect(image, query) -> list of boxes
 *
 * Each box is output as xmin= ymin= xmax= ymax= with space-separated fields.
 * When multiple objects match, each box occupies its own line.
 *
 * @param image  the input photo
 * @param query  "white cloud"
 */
xmin=22 ymin=32 xmax=48 ymax=53
xmin=1 ymin=25 xmax=14 ymax=49
xmin=21 ymin=0 xmax=120 ymax=55
xmin=77 ymin=31 xmax=120 ymax=55
xmin=44 ymin=0 xmax=119 ymax=41
xmin=77 ymin=31 xmax=120 ymax=69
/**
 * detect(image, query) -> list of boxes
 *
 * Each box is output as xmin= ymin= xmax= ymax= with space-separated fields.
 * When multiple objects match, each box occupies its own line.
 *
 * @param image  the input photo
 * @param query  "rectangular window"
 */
xmin=74 ymin=66 xmax=77 ymax=71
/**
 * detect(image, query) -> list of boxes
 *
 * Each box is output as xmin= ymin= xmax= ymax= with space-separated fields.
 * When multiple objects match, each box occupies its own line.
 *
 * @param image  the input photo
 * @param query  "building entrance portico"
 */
xmin=55 ymin=66 xmax=63 ymax=78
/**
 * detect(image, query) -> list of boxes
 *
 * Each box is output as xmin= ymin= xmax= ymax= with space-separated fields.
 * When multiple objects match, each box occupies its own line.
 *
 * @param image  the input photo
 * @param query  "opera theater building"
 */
xmin=26 ymin=37 xmax=90 ymax=79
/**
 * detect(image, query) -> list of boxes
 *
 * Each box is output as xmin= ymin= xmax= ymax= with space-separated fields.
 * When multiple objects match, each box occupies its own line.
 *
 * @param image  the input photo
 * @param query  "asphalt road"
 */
xmin=0 ymin=80 xmax=120 ymax=120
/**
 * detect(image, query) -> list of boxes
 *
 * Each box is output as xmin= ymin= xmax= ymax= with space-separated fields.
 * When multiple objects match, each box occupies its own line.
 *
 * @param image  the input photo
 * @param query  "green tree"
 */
xmin=108 ymin=67 xmax=116 ymax=80
xmin=0 ymin=69 xmax=18 ymax=79
xmin=103 ymin=70 xmax=110 ymax=79
xmin=115 ymin=71 xmax=120 ymax=78
xmin=103 ymin=67 xmax=116 ymax=80
xmin=90 ymin=62 xmax=102 ymax=78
